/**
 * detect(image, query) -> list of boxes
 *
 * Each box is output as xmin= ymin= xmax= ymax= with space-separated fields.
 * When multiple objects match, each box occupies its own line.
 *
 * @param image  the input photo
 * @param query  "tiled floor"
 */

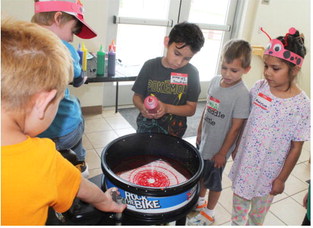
xmin=83 ymin=107 xmax=311 ymax=226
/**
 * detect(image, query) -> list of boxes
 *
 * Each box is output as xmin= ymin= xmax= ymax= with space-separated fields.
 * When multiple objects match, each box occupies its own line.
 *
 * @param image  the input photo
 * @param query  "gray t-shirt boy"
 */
xmin=199 ymin=75 xmax=250 ymax=160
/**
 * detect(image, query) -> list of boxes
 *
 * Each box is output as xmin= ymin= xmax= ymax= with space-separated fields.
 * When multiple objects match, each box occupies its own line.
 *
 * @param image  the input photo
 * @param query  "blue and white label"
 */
xmin=105 ymin=179 xmax=197 ymax=213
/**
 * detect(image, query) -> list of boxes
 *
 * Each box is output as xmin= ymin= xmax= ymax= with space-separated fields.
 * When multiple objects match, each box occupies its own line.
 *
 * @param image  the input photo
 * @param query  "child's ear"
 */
xmin=291 ymin=65 xmax=301 ymax=76
xmin=244 ymin=66 xmax=251 ymax=74
xmin=53 ymin=12 xmax=63 ymax=26
xmin=35 ymin=90 xmax=58 ymax=119
xmin=164 ymin=36 xmax=170 ymax=47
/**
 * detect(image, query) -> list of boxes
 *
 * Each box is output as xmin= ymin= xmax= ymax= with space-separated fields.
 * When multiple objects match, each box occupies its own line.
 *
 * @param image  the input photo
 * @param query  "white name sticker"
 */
xmin=254 ymin=93 xmax=272 ymax=110
xmin=170 ymin=72 xmax=188 ymax=85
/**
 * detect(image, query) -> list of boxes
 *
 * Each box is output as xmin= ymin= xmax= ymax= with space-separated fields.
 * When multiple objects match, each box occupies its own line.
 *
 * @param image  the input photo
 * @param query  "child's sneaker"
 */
xmin=75 ymin=161 xmax=89 ymax=178
xmin=187 ymin=211 xmax=215 ymax=226
xmin=193 ymin=201 xmax=207 ymax=211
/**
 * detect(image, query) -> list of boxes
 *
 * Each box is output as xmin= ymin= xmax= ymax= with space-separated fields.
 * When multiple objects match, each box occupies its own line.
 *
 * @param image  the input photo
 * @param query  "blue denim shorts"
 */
xmin=202 ymin=159 xmax=224 ymax=192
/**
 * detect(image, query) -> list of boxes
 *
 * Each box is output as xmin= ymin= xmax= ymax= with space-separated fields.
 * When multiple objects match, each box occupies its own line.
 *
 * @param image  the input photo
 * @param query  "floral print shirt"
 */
xmin=229 ymin=80 xmax=310 ymax=200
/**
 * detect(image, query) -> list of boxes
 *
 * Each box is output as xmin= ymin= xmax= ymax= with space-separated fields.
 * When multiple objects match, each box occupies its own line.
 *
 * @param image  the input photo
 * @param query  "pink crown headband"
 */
xmin=260 ymin=27 xmax=303 ymax=67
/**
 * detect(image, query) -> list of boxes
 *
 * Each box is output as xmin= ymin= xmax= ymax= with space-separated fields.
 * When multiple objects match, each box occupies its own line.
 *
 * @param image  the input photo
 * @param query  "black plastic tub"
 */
xmin=101 ymin=133 xmax=203 ymax=224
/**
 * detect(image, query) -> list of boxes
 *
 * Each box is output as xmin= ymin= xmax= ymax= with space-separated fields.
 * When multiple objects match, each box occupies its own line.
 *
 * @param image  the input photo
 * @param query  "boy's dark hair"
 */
xmin=168 ymin=22 xmax=204 ymax=53
xmin=222 ymin=39 xmax=252 ymax=68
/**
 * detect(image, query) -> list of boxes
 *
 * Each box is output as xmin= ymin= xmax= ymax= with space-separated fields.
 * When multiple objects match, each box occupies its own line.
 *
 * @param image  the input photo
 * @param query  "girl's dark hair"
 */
xmin=277 ymin=29 xmax=306 ymax=63
xmin=168 ymin=22 xmax=205 ymax=53
xmin=276 ymin=29 xmax=306 ymax=89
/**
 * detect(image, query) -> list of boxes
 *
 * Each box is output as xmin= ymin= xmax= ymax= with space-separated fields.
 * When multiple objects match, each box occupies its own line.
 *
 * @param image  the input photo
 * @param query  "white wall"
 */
xmin=2 ymin=0 xmax=311 ymax=108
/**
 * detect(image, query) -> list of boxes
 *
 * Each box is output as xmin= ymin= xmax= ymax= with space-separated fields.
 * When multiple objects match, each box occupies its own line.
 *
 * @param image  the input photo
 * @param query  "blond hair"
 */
xmin=221 ymin=39 xmax=252 ymax=69
xmin=1 ymin=18 xmax=73 ymax=111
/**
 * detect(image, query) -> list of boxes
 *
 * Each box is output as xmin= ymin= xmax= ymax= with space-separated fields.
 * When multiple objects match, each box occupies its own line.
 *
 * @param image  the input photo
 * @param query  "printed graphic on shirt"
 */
xmin=207 ymin=96 xmax=220 ymax=111
xmin=170 ymin=73 xmax=188 ymax=85
xmin=205 ymin=96 xmax=225 ymax=126
xmin=254 ymin=93 xmax=272 ymax=110
xmin=148 ymin=80 xmax=186 ymax=95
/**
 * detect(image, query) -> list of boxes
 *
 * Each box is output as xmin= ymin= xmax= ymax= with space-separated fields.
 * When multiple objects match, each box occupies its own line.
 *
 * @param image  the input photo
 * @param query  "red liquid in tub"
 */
xmin=114 ymin=156 xmax=191 ymax=187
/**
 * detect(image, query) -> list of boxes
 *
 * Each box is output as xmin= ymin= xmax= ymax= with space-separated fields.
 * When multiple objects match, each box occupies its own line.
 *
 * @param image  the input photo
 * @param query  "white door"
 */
xmin=106 ymin=0 xmax=243 ymax=102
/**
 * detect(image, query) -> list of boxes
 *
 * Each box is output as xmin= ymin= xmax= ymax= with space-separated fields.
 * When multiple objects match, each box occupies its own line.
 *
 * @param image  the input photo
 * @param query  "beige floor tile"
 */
xmin=85 ymin=149 xmax=101 ymax=170
xmin=272 ymin=192 xmax=289 ymax=203
xmin=105 ymin=116 xmax=133 ymax=130
xmin=85 ymin=130 xmax=119 ymax=149
xmin=101 ymin=107 xmax=118 ymax=118
xmin=270 ymin=197 xmax=306 ymax=225
xmin=291 ymin=190 xmax=308 ymax=206
xmin=219 ymin=220 xmax=231 ymax=226
xmin=95 ymin=147 xmax=105 ymax=157
xmin=85 ymin=118 xmax=112 ymax=133
xmin=284 ymin=175 xmax=309 ymax=196
xmin=82 ymin=134 xmax=93 ymax=150
xmin=223 ymin=160 xmax=233 ymax=176
xmin=183 ymin=136 xmax=197 ymax=147
xmin=222 ymin=174 xmax=232 ymax=189
xmin=88 ymin=168 xmax=103 ymax=179
xmin=214 ymin=203 xmax=232 ymax=225
xmin=114 ymin=128 xmax=136 ymax=137
xmin=302 ymin=141 xmax=311 ymax=152
xmin=218 ymin=187 xmax=233 ymax=214
xmin=83 ymin=113 xmax=103 ymax=120
xmin=291 ymin=162 xmax=310 ymax=183
xmin=186 ymin=210 xmax=197 ymax=219
xmin=263 ymin=211 xmax=286 ymax=226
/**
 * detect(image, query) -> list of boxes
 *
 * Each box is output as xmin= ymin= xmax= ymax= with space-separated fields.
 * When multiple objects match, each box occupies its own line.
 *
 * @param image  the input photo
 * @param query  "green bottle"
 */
xmin=96 ymin=45 xmax=105 ymax=76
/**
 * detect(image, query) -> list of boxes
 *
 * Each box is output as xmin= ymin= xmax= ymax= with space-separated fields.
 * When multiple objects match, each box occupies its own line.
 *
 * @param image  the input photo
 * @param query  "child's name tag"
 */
xmin=254 ymin=93 xmax=272 ymax=110
xmin=170 ymin=72 xmax=188 ymax=85
xmin=208 ymin=96 xmax=220 ymax=111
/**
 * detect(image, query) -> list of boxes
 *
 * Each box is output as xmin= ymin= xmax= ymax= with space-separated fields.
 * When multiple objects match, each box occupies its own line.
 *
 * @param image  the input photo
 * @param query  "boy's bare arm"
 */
xmin=133 ymin=93 xmax=144 ymax=111
xmin=196 ymin=108 xmax=206 ymax=146
xmin=213 ymin=118 xmax=246 ymax=168
xmin=270 ymin=141 xmax=304 ymax=195
xmin=157 ymin=100 xmax=197 ymax=118
xmin=76 ymin=177 xmax=126 ymax=213
xmin=231 ymin=119 xmax=247 ymax=160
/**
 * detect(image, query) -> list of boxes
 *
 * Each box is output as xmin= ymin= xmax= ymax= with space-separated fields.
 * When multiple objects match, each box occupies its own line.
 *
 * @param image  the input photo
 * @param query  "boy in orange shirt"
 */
xmin=1 ymin=19 xmax=126 ymax=225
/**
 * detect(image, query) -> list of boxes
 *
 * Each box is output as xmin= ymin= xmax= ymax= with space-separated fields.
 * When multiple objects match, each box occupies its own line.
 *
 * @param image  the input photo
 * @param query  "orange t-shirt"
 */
xmin=2 ymin=137 xmax=81 ymax=225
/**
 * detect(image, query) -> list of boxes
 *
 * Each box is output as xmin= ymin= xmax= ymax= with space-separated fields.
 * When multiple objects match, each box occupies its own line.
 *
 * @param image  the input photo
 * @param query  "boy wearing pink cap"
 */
xmin=32 ymin=0 xmax=96 ymax=177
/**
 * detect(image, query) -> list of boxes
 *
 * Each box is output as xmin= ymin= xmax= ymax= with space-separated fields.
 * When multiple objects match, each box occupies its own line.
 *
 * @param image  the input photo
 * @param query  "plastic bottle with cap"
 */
xmin=108 ymin=40 xmax=116 ymax=76
xmin=96 ymin=45 xmax=105 ymax=76
xmin=144 ymin=95 xmax=160 ymax=113
xmin=81 ymin=42 xmax=88 ymax=72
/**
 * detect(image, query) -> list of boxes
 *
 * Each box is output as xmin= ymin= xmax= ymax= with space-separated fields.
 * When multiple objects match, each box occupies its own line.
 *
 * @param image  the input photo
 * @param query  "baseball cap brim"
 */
xmin=75 ymin=15 xmax=97 ymax=39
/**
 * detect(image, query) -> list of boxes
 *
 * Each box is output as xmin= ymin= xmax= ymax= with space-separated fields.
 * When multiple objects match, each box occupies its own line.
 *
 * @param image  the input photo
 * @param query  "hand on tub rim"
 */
xmin=76 ymin=178 xmax=127 ymax=213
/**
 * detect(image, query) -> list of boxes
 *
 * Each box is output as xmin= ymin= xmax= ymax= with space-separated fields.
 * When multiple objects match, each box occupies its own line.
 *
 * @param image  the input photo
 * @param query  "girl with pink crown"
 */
xmin=228 ymin=27 xmax=310 ymax=225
